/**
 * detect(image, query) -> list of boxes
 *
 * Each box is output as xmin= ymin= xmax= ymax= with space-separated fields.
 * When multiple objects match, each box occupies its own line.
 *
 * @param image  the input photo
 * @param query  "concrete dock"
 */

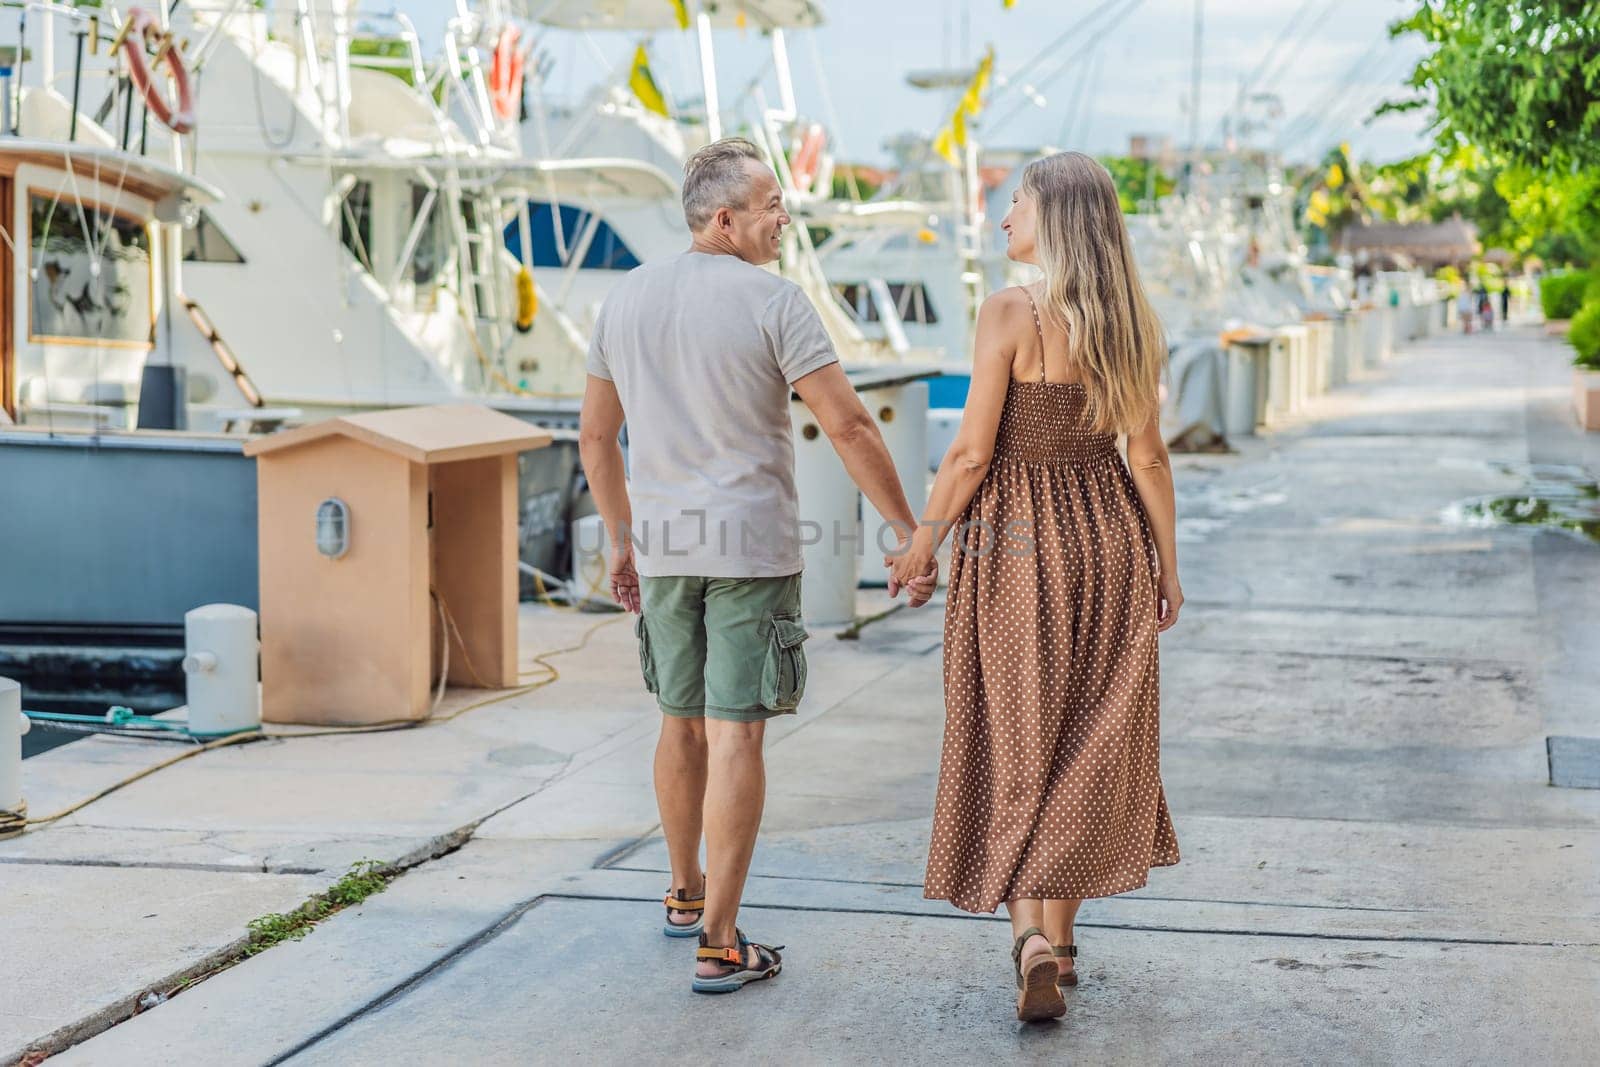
xmin=4 ymin=324 xmax=1598 ymax=1065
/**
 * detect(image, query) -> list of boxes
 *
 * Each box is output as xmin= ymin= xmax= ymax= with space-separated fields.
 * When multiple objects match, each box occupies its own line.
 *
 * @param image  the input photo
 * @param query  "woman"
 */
xmin=889 ymin=152 xmax=1182 ymax=1022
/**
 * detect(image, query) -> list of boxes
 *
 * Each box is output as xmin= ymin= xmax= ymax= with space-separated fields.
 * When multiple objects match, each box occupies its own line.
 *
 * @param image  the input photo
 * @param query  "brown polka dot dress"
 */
xmin=923 ymin=292 xmax=1180 ymax=914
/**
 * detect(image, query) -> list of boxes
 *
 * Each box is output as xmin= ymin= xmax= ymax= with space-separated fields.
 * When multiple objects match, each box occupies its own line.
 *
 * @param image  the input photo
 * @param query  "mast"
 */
xmin=1187 ymin=0 xmax=1203 ymax=185
xmin=695 ymin=5 xmax=722 ymax=140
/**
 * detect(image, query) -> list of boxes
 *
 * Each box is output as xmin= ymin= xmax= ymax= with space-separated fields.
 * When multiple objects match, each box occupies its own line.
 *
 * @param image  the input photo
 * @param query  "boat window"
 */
xmin=409 ymin=183 xmax=445 ymax=287
xmin=830 ymin=282 xmax=939 ymax=325
xmin=181 ymin=209 xmax=245 ymax=263
xmin=339 ymin=180 xmax=374 ymax=273
xmin=28 ymin=192 xmax=152 ymax=346
xmin=503 ymin=201 xmax=641 ymax=271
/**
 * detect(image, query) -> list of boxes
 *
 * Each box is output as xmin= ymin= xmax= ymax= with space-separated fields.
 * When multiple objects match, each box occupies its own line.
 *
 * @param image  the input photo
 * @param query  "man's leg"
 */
xmin=655 ymin=715 xmax=707 ymax=909
xmin=697 ymin=717 xmax=767 ymax=964
xmin=695 ymin=574 xmax=804 ymax=967
xmin=637 ymin=577 xmax=709 ymax=929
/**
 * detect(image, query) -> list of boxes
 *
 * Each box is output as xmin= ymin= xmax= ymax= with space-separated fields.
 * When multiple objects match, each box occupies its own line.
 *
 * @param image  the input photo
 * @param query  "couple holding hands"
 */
xmin=579 ymin=139 xmax=1180 ymax=1021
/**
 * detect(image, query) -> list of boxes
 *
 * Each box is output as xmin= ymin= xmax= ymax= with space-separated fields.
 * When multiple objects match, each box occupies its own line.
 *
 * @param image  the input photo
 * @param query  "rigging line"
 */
xmin=1003 ymin=0 xmax=1136 ymax=121
xmin=1279 ymin=40 xmax=1389 ymax=138
xmin=1074 ymin=46 xmax=1107 ymax=152
xmin=987 ymin=0 xmax=1145 ymax=137
xmin=804 ymin=28 xmax=859 ymax=201
xmin=1055 ymin=33 xmax=1097 ymax=147
xmin=1214 ymin=0 xmax=1323 ymax=140
xmin=1280 ymin=47 xmax=1411 ymax=154
xmin=998 ymin=0 xmax=1127 ymax=101
xmin=1255 ymin=0 xmax=1340 ymax=99
xmin=1282 ymin=80 xmax=1393 ymax=161
xmin=1272 ymin=38 xmax=1388 ymax=147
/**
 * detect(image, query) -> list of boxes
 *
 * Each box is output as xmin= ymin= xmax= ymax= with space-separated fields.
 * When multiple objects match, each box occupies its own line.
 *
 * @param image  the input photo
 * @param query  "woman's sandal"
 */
xmin=662 ymin=885 xmax=706 ymax=938
xmin=1012 ymin=927 xmax=1067 ymax=1022
xmin=691 ymin=929 xmax=784 ymax=995
xmin=1053 ymin=943 xmax=1079 ymax=988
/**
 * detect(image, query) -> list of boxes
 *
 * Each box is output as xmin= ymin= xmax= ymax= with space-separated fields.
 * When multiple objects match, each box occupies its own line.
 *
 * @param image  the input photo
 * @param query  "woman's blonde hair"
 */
xmin=1020 ymin=151 xmax=1166 ymax=434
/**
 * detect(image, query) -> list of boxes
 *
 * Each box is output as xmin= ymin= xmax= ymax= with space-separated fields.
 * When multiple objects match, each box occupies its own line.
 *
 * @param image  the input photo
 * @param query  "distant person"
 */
xmin=1500 ymin=282 xmax=1512 ymax=326
xmin=1459 ymin=286 xmax=1476 ymax=333
xmin=1478 ymin=285 xmax=1495 ymax=330
xmin=892 ymin=151 xmax=1182 ymax=1022
xmin=579 ymin=137 xmax=935 ymax=995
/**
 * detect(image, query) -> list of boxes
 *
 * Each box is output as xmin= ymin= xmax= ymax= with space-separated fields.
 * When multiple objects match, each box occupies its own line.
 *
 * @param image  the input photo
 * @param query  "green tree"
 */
xmin=1097 ymin=156 xmax=1176 ymax=213
xmin=1386 ymin=1 xmax=1600 ymax=172
xmin=1493 ymin=167 xmax=1600 ymax=265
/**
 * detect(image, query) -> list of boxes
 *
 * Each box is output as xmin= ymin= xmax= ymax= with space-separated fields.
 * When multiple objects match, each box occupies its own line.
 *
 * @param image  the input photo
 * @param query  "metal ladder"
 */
xmin=453 ymin=189 xmax=511 ymax=383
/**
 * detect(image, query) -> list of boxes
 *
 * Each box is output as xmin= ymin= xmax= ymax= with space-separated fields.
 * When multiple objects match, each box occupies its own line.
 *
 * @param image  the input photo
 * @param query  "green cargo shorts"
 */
xmin=634 ymin=573 xmax=809 ymax=722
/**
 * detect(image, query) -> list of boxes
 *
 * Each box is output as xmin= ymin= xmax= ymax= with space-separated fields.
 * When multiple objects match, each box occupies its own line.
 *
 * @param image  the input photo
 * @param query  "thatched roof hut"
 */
xmin=1337 ymin=216 xmax=1480 ymax=269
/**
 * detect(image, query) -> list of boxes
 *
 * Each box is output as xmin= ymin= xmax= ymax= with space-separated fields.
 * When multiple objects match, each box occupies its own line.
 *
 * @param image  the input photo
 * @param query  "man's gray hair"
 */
xmin=682 ymin=137 xmax=765 ymax=231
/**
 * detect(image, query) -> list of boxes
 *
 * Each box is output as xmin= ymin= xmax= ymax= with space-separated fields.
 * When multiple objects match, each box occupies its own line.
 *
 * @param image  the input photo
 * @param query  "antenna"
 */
xmin=1188 ymin=0 xmax=1203 ymax=169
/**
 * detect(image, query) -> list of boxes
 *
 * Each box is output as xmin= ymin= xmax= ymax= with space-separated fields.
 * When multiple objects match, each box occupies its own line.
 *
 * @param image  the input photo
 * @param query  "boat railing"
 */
xmin=0 ymin=2 xmax=131 ymax=144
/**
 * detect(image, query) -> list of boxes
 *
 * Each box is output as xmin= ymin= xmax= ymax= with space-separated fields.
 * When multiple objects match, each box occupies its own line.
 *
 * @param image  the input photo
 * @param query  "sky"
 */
xmin=414 ymin=0 xmax=1434 ymax=168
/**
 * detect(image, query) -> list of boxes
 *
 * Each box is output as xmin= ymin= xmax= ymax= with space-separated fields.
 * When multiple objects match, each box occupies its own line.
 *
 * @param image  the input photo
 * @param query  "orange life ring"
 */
xmin=790 ymin=124 xmax=825 ymax=189
xmin=490 ymin=26 xmax=524 ymax=121
xmin=117 ymin=8 xmax=195 ymax=135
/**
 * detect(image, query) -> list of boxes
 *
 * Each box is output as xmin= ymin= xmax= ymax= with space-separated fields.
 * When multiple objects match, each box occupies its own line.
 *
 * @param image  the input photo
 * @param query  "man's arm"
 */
xmin=577 ymin=374 xmax=639 ymax=613
xmin=791 ymin=363 xmax=914 ymax=542
xmin=790 ymin=363 xmax=936 ymax=603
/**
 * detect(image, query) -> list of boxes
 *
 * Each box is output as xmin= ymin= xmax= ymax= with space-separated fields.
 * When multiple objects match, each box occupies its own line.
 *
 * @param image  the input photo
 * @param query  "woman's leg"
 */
xmin=1043 ymin=898 xmax=1083 ymax=974
xmin=1043 ymin=899 xmax=1082 ymax=944
xmin=1006 ymin=898 xmax=1051 ymax=967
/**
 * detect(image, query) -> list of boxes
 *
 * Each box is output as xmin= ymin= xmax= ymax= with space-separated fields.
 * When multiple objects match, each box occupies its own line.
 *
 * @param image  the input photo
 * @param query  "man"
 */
xmin=579 ymin=138 xmax=935 ymax=994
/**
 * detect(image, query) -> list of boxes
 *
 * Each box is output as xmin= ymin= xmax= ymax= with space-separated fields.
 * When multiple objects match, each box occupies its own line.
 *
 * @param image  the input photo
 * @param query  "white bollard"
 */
xmin=926 ymin=409 xmax=963 ymax=472
xmin=792 ymin=398 xmax=860 ymax=626
xmin=569 ymin=513 xmax=611 ymax=602
xmin=1 ymin=677 xmax=27 ymax=837
xmin=183 ymin=605 xmax=262 ymax=738
xmin=1280 ymin=326 xmax=1308 ymax=414
xmin=1267 ymin=334 xmax=1293 ymax=425
xmin=1330 ymin=316 xmax=1350 ymax=387
xmin=1223 ymin=340 xmax=1265 ymax=438
xmin=860 ymin=382 xmax=929 ymax=586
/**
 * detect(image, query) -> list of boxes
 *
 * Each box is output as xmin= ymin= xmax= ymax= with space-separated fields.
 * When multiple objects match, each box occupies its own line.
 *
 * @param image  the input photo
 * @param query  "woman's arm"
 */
xmin=887 ymin=292 xmax=1019 ymax=586
xmin=1126 ymin=412 xmax=1183 ymax=631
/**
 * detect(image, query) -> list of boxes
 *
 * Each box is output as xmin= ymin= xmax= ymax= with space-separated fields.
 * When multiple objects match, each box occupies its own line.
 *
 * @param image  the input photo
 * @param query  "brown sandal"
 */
xmin=1012 ymin=927 xmax=1066 ymax=1022
xmin=692 ymin=928 xmax=784 ymax=994
xmin=1053 ymin=943 xmax=1078 ymax=988
xmin=662 ymin=885 xmax=705 ymax=938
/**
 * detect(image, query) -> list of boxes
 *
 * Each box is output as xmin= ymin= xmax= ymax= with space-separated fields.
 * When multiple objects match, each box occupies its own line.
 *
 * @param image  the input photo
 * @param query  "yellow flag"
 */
xmin=670 ymin=0 xmax=691 ymax=30
xmin=629 ymin=45 xmax=669 ymax=117
xmin=1326 ymin=162 xmax=1345 ymax=190
xmin=1004 ymin=0 xmax=1017 ymax=8
xmin=951 ymin=104 xmax=968 ymax=149
xmin=961 ymin=49 xmax=994 ymax=116
xmin=933 ymin=47 xmax=993 ymax=167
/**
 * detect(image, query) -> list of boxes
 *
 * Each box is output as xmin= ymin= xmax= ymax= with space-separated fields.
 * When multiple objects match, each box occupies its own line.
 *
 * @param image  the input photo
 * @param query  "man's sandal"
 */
xmin=691 ymin=929 xmax=784 ymax=995
xmin=663 ymin=886 xmax=706 ymax=938
xmin=1053 ymin=943 xmax=1079 ymax=988
xmin=1012 ymin=927 xmax=1067 ymax=1022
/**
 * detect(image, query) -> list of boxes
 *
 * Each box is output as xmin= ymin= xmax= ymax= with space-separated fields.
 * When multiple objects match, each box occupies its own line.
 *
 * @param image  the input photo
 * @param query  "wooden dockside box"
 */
xmin=244 ymin=404 xmax=551 ymax=725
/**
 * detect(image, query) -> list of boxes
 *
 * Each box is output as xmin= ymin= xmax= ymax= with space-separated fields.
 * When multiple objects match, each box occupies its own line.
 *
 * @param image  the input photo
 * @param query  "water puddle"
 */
xmin=1176 ymin=476 xmax=1289 ymax=543
xmin=1444 ymin=464 xmax=1600 ymax=544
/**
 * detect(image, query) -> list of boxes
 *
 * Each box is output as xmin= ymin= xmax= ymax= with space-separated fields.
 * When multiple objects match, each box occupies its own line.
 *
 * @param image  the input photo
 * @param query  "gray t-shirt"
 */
xmin=587 ymin=251 xmax=839 ymax=578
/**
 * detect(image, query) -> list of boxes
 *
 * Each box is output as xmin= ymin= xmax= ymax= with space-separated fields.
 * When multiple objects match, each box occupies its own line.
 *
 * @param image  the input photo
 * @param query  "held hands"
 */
xmin=886 ymin=529 xmax=938 ymax=609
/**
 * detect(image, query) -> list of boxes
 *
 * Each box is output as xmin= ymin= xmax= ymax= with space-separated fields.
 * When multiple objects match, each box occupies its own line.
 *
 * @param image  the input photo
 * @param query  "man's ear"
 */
xmin=714 ymin=206 xmax=734 ymax=232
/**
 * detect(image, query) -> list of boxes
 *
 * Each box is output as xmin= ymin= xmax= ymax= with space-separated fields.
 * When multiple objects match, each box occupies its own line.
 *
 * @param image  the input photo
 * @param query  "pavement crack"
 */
xmin=532 ymin=891 xmax=1598 ymax=949
xmin=262 ymin=894 xmax=554 ymax=1066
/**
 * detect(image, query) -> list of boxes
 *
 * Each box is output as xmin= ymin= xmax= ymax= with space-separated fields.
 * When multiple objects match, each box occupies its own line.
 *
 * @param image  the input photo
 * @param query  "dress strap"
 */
xmin=1022 ymin=287 xmax=1047 ymax=383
